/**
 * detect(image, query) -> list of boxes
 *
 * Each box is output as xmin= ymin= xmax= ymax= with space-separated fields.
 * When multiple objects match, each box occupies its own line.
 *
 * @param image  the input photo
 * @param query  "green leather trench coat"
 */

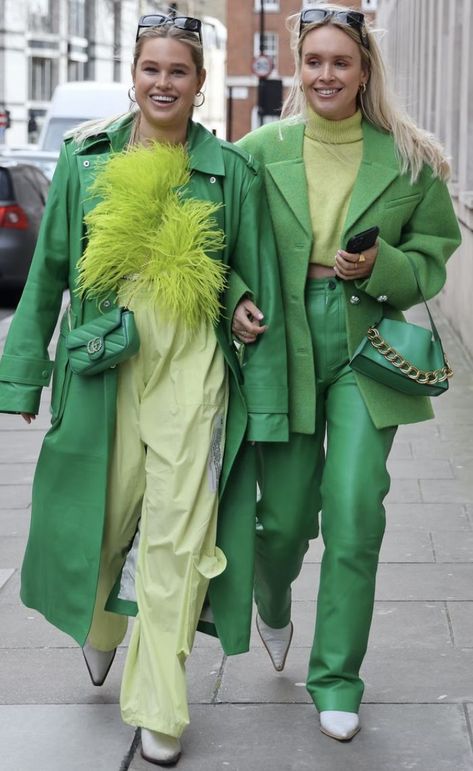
xmin=239 ymin=119 xmax=461 ymax=433
xmin=0 ymin=115 xmax=288 ymax=654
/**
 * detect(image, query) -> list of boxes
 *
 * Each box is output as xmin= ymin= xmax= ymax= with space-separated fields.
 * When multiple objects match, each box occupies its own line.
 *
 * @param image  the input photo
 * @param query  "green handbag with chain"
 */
xmin=350 ymin=260 xmax=452 ymax=396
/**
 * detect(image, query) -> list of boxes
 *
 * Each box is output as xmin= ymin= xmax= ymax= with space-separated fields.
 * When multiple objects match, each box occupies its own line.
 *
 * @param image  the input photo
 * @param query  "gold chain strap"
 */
xmin=367 ymin=327 xmax=453 ymax=385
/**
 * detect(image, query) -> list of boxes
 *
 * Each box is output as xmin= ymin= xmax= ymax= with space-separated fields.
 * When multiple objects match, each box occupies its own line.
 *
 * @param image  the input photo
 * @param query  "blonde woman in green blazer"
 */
xmin=234 ymin=5 xmax=461 ymax=742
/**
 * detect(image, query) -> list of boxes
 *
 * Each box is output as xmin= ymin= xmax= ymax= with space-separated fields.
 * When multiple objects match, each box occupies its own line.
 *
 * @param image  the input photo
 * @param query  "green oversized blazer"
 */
xmin=239 ymin=119 xmax=462 ymax=432
xmin=0 ymin=115 xmax=288 ymax=654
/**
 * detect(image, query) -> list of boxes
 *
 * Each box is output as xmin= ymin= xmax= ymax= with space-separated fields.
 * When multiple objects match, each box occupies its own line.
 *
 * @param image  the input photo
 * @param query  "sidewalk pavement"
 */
xmin=1 ymin=302 xmax=473 ymax=771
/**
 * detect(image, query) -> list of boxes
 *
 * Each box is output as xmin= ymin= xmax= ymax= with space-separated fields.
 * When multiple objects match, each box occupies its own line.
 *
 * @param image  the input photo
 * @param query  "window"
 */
xmin=68 ymin=59 xmax=86 ymax=81
xmin=254 ymin=0 xmax=280 ymax=10
xmin=28 ymin=0 xmax=53 ymax=34
xmin=253 ymin=32 xmax=278 ymax=70
xmin=29 ymin=57 xmax=56 ymax=101
xmin=68 ymin=0 xmax=86 ymax=37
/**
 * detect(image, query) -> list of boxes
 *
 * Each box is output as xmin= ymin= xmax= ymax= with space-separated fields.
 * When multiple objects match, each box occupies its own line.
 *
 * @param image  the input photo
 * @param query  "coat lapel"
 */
xmin=342 ymin=122 xmax=400 ymax=238
xmin=267 ymin=158 xmax=312 ymax=239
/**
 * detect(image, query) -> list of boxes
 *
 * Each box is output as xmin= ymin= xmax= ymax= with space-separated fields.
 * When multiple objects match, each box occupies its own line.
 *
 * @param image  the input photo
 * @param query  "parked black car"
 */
xmin=0 ymin=160 xmax=50 ymax=289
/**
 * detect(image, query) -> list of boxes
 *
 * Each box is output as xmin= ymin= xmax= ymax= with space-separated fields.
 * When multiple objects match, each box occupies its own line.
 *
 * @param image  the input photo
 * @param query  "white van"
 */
xmin=38 ymin=81 xmax=132 ymax=152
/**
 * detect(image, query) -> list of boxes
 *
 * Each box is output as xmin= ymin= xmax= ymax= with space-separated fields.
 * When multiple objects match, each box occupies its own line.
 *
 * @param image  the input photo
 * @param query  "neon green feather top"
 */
xmin=76 ymin=141 xmax=226 ymax=329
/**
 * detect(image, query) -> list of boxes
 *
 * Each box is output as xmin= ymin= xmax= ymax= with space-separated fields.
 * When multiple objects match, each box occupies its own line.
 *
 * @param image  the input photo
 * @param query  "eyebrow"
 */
xmin=140 ymin=59 xmax=191 ymax=67
xmin=303 ymin=52 xmax=354 ymax=60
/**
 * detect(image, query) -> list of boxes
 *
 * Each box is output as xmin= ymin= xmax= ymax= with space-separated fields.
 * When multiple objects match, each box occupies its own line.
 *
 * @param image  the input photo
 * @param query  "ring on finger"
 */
xmin=358 ymin=253 xmax=366 ymax=263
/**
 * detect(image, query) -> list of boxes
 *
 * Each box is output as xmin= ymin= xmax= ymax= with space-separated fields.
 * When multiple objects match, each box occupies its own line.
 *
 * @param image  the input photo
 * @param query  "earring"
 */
xmin=128 ymin=85 xmax=136 ymax=103
xmin=193 ymin=91 xmax=205 ymax=108
xmin=359 ymin=83 xmax=367 ymax=94
xmin=299 ymin=82 xmax=303 ymax=91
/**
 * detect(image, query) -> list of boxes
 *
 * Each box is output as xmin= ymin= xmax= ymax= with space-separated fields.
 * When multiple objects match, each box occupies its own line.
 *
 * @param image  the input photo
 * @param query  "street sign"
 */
xmin=251 ymin=54 xmax=273 ymax=79
xmin=0 ymin=112 xmax=7 ymax=129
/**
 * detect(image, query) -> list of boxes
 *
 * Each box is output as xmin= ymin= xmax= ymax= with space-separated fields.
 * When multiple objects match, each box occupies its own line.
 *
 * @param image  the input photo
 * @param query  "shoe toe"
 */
xmin=141 ymin=729 xmax=182 ymax=766
xmin=320 ymin=711 xmax=360 ymax=741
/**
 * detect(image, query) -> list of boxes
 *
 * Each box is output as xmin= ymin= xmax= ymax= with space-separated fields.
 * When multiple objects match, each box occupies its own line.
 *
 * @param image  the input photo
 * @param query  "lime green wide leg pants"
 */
xmin=255 ymin=278 xmax=396 ymax=713
xmin=87 ymin=299 xmax=227 ymax=737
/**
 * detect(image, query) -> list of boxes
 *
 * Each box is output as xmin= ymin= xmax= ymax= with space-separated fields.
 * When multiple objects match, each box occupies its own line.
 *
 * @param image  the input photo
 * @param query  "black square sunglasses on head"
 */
xmin=136 ymin=14 xmax=202 ymax=44
xmin=299 ymin=8 xmax=369 ymax=50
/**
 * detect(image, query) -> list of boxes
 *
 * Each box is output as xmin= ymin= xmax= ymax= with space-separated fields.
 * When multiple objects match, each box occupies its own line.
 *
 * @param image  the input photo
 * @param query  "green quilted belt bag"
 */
xmin=66 ymin=307 xmax=140 ymax=376
xmin=350 ymin=260 xmax=452 ymax=397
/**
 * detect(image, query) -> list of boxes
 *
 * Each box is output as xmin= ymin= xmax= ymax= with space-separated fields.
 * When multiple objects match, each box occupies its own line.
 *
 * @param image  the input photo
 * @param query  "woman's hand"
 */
xmin=334 ymin=241 xmax=379 ymax=281
xmin=21 ymin=413 xmax=36 ymax=424
xmin=232 ymin=299 xmax=267 ymax=344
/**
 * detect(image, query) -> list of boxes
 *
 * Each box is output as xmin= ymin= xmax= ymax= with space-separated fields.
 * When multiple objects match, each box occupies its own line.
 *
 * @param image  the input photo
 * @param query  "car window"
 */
xmin=0 ymin=167 xmax=13 ymax=200
xmin=10 ymin=166 xmax=44 ymax=210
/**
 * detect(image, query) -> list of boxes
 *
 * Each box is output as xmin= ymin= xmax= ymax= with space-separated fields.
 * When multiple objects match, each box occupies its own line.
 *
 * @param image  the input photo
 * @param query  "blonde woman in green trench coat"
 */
xmin=0 ymin=17 xmax=288 ymax=767
xmin=233 ymin=4 xmax=461 ymax=742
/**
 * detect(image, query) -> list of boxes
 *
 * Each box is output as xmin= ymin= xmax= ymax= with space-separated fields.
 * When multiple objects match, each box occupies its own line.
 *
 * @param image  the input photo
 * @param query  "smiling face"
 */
xmin=132 ymin=36 xmax=206 ymax=143
xmin=300 ymin=24 xmax=367 ymax=121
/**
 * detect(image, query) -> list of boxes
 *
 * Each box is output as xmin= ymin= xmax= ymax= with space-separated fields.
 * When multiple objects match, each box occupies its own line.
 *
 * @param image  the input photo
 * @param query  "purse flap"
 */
xmin=65 ymin=307 xmax=123 ymax=352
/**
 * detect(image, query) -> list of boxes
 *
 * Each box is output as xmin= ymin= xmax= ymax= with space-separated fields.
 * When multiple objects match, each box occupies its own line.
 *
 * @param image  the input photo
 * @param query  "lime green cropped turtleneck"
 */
xmin=303 ymin=108 xmax=363 ymax=266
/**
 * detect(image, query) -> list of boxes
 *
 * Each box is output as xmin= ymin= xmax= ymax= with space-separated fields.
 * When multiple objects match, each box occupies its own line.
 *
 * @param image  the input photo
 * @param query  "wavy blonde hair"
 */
xmin=70 ymin=25 xmax=205 ymax=146
xmin=282 ymin=3 xmax=450 ymax=182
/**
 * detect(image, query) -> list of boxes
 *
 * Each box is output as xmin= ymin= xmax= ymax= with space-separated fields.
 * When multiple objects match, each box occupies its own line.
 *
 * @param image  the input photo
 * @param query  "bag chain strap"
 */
xmin=367 ymin=327 xmax=453 ymax=385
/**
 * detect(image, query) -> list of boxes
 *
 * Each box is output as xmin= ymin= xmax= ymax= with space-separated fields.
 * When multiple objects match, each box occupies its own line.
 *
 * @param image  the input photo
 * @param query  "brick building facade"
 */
xmin=226 ymin=0 xmax=373 ymax=141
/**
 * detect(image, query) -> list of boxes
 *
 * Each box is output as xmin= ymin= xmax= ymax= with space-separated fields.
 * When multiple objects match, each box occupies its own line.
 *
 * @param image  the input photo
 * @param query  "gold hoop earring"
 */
xmin=193 ymin=91 xmax=205 ymax=108
xmin=360 ymin=83 xmax=367 ymax=94
xmin=128 ymin=85 xmax=136 ymax=103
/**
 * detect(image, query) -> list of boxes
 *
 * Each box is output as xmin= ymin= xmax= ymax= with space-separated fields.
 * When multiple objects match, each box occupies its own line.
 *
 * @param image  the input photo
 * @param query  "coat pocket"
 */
xmin=50 ymin=310 xmax=72 ymax=424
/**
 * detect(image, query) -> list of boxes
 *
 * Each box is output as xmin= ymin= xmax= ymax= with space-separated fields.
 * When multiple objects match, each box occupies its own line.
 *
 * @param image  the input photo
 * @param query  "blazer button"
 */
xmin=377 ymin=294 xmax=388 ymax=302
xmin=83 ymin=160 xmax=90 ymax=168
xmin=209 ymin=176 xmax=216 ymax=183
xmin=349 ymin=295 xmax=360 ymax=305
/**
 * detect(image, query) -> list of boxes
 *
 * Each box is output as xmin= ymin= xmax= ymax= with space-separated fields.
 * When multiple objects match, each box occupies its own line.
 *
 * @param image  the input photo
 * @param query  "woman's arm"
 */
xmin=0 ymin=145 xmax=72 ymax=415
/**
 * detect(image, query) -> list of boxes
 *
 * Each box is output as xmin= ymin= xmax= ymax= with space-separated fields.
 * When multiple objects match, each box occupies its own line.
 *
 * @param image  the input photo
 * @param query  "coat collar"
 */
xmin=74 ymin=113 xmax=226 ymax=176
xmin=265 ymin=119 xmax=401 ymax=240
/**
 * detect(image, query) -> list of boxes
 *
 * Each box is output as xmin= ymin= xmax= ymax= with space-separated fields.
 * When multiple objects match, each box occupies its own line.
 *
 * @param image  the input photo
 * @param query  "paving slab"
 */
xmin=284 ymin=600 xmax=452 ymax=649
xmin=385 ymin=502 xmax=471 ymax=531
xmin=0 ymin=567 xmax=14 ymax=590
xmin=388 ymin=439 xmax=412 ymax=459
xmin=292 ymin=563 xmax=473 ymax=601
xmin=0 ymin=430 xmax=43 ymax=462
xmin=0 ymin=462 xmax=35 ymax=485
xmin=0 ymin=704 xmax=134 ymax=771
xmin=363 ymin=647 xmax=473 ymax=703
xmin=431 ymin=530 xmax=473 ymax=562
xmin=129 ymin=704 xmax=473 ymax=771
xmin=0 ymin=535 xmax=26 ymax=567
xmin=420 ymin=478 xmax=473 ymax=504
xmin=0 ymin=485 xmax=32 ymax=508
xmin=0 ymin=646 xmax=222 ymax=706
xmin=387 ymin=457 xmax=454 ymax=479
xmin=0 ymin=508 xmax=30 ymax=536
xmin=385 ymin=478 xmax=422 ymax=503
xmin=447 ymin=602 xmax=473 ymax=648
xmin=412 ymin=437 xmax=473 ymax=461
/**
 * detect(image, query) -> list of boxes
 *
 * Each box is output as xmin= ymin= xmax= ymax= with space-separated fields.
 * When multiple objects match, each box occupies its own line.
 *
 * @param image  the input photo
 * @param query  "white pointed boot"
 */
xmin=82 ymin=641 xmax=117 ymax=686
xmin=141 ymin=729 xmax=182 ymax=767
xmin=320 ymin=711 xmax=360 ymax=741
xmin=256 ymin=614 xmax=293 ymax=672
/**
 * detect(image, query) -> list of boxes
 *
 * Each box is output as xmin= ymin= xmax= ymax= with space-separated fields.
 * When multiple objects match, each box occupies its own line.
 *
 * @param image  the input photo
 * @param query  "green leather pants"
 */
xmin=255 ymin=278 xmax=396 ymax=712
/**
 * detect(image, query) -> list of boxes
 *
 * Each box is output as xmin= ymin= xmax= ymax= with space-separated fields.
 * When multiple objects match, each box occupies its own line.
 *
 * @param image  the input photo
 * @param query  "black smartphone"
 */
xmin=345 ymin=226 xmax=379 ymax=253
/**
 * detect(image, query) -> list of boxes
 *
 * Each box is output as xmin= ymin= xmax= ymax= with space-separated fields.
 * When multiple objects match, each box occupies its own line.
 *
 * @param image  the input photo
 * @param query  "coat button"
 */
xmin=83 ymin=160 xmax=90 ymax=168
xmin=209 ymin=176 xmax=216 ymax=183
xmin=377 ymin=294 xmax=388 ymax=302
xmin=41 ymin=370 xmax=49 ymax=378
xmin=350 ymin=295 xmax=360 ymax=305
xmin=99 ymin=299 xmax=112 ymax=311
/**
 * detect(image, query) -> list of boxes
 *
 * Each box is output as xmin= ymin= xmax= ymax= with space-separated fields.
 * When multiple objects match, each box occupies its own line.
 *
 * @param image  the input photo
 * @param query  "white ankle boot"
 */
xmin=256 ymin=614 xmax=293 ymax=672
xmin=320 ymin=711 xmax=360 ymax=741
xmin=141 ymin=728 xmax=182 ymax=766
xmin=82 ymin=641 xmax=116 ymax=686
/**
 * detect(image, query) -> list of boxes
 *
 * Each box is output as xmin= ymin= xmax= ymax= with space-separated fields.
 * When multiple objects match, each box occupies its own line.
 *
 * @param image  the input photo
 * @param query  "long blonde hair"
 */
xmin=282 ymin=3 xmax=450 ymax=182
xmin=70 ymin=25 xmax=205 ymax=146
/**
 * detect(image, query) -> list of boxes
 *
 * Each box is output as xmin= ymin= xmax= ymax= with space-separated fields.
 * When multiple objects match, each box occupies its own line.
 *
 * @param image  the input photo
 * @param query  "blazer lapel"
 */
xmin=261 ymin=123 xmax=311 ymax=240
xmin=267 ymin=158 xmax=312 ymax=239
xmin=343 ymin=122 xmax=400 ymax=237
